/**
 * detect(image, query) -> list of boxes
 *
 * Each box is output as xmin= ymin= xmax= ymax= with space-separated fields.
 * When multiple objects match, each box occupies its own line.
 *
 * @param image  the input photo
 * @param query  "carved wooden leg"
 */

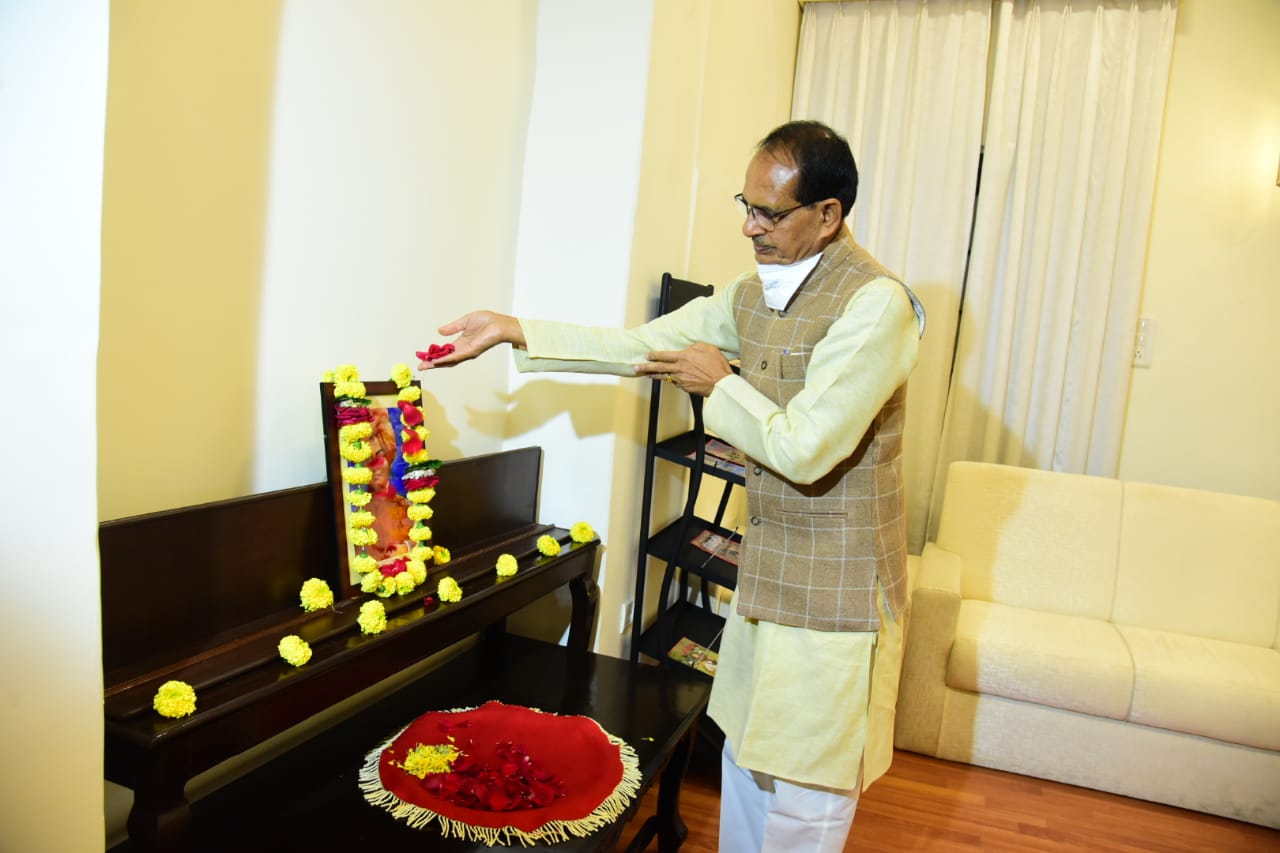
xmin=567 ymin=572 xmax=599 ymax=653
xmin=126 ymin=774 xmax=192 ymax=853
xmin=655 ymin=717 xmax=697 ymax=852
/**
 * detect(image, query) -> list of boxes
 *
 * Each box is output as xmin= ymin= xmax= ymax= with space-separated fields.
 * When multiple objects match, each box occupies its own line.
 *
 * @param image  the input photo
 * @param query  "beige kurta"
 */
xmin=514 ymin=268 xmax=919 ymax=790
xmin=709 ymin=586 xmax=903 ymax=792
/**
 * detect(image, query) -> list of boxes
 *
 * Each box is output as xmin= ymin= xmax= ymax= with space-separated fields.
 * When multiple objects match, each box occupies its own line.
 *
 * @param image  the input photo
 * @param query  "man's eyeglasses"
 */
xmin=734 ymin=193 xmax=810 ymax=231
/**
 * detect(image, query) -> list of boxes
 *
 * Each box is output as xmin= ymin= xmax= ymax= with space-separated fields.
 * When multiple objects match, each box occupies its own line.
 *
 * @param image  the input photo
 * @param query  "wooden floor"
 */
xmin=615 ymin=748 xmax=1280 ymax=852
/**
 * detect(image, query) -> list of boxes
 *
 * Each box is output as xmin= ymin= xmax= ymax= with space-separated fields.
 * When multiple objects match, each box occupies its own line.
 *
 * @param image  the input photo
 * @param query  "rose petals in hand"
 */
xmin=416 ymin=344 xmax=456 ymax=362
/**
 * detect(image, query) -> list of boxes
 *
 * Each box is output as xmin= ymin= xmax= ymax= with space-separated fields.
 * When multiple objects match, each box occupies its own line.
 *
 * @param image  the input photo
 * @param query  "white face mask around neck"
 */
xmin=757 ymin=252 xmax=822 ymax=310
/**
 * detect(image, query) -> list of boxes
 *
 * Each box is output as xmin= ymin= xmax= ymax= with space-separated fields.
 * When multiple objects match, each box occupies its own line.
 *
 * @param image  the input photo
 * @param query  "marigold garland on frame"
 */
xmin=323 ymin=362 xmax=446 ymax=601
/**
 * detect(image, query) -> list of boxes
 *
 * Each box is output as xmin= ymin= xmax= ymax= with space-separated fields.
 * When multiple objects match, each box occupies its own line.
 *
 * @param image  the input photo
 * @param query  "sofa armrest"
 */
xmin=913 ymin=542 xmax=963 ymax=596
xmin=895 ymin=543 xmax=963 ymax=756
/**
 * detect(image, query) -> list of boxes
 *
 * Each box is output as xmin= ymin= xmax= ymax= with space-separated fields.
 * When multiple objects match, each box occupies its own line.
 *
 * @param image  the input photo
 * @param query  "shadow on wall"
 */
xmin=98 ymin=1 xmax=286 ymax=520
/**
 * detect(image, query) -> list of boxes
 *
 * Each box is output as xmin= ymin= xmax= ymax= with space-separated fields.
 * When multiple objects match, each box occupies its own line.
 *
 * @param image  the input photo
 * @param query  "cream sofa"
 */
xmin=895 ymin=461 xmax=1280 ymax=828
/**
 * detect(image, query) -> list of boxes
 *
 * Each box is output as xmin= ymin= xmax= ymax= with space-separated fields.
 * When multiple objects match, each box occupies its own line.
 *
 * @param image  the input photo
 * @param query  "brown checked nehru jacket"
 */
xmin=731 ymin=232 xmax=912 ymax=633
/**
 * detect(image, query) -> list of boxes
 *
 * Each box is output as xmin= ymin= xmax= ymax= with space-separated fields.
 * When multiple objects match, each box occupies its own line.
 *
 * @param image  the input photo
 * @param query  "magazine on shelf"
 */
xmin=691 ymin=529 xmax=741 ymax=566
xmin=685 ymin=437 xmax=747 ymax=478
xmin=668 ymin=636 xmax=719 ymax=676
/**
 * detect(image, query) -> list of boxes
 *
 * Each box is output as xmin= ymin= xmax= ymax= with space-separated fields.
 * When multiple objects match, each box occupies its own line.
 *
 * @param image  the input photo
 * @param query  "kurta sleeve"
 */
xmin=512 ymin=277 xmax=744 ymax=375
xmin=703 ymin=278 xmax=921 ymax=485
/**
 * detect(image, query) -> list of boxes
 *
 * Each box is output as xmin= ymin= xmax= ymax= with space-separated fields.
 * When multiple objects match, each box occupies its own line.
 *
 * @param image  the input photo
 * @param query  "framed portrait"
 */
xmin=320 ymin=378 xmax=431 ymax=599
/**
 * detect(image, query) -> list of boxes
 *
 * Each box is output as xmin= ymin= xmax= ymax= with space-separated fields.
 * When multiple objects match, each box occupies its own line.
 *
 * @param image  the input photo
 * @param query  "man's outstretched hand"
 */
xmin=417 ymin=311 xmax=526 ymax=370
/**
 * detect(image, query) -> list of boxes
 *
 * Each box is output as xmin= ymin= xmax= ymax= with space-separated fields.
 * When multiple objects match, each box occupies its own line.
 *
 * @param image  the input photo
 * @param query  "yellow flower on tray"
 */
xmin=437 ymin=576 xmax=462 ymax=603
xmin=433 ymin=545 xmax=451 ymax=565
xmin=299 ymin=578 xmax=334 ymax=612
xmin=411 ymin=545 xmax=432 ymax=563
xmin=495 ymin=553 xmax=518 ymax=578
xmin=278 ymin=635 xmax=312 ymax=667
xmin=397 ymin=742 xmax=462 ymax=778
xmin=570 ymin=521 xmax=596 ymax=543
xmin=360 ymin=571 xmax=381 ymax=594
xmin=394 ymin=571 xmax=416 ymax=595
xmin=406 ymin=559 xmax=427 ymax=585
xmin=153 ymin=680 xmax=197 ymax=719
xmin=358 ymin=600 xmax=387 ymax=635
xmin=536 ymin=535 xmax=560 ymax=557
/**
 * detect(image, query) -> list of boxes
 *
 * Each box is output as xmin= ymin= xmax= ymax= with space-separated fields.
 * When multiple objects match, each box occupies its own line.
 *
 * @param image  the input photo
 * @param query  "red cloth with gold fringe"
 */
xmin=360 ymin=700 xmax=640 ymax=845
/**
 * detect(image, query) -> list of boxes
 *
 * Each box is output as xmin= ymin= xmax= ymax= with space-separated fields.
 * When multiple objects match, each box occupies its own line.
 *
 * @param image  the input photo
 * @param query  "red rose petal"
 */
xmin=415 ymin=344 xmax=456 ymax=362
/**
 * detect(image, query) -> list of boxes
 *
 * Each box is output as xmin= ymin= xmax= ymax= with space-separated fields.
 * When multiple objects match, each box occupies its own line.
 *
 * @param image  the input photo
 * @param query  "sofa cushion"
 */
xmin=1112 ymin=482 xmax=1280 ymax=647
xmin=1118 ymin=624 xmax=1280 ymax=751
xmin=935 ymin=462 xmax=1122 ymax=620
xmin=947 ymin=600 xmax=1133 ymax=719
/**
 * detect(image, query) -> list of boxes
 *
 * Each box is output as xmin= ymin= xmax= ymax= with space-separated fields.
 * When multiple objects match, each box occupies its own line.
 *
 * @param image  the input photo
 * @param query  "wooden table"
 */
xmin=111 ymin=633 xmax=711 ymax=852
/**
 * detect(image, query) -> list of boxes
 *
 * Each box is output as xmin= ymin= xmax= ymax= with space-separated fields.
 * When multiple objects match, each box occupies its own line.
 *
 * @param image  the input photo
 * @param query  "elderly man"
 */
xmin=420 ymin=120 xmax=924 ymax=852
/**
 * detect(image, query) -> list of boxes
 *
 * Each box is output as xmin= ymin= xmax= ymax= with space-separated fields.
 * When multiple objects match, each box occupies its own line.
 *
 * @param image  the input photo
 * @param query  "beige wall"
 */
xmin=608 ymin=0 xmax=800 ymax=649
xmin=99 ymin=1 xmax=536 ymax=521
xmin=1118 ymin=0 xmax=1280 ymax=500
xmin=1 ymin=4 xmax=108 ymax=852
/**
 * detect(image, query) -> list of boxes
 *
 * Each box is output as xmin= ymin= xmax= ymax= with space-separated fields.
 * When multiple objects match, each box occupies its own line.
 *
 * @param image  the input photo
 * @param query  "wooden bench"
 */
xmin=103 ymin=447 xmax=707 ymax=851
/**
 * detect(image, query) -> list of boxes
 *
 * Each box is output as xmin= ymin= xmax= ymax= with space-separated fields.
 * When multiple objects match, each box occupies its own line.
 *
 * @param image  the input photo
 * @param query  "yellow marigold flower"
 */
xmin=349 ymin=510 xmax=375 ymax=529
xmin=321 ymin=369 xmax=335 ymax=382
xmin=570 ymin=521 xmax=596 ymax=543
xmin=348 ymin=489 xmax=372 ymax=508
xmin=433 ymin=545 xmax=451 ymax=565
xmin=153 ymin=680 xmax=197 ymax=719
xmin=408 ymin=524 xmax=433 ymax=543
xmin=358 ymin=600 xmax=387 ymax=635
xmin=352 ymin=554 xmax=377 ymax=574
xmin=299 ymin=578 xmax=334 ymax=611
xmin=335 ymin=364 xmax=360 ymax=383
xmin=334 ymin=380 xmax=366 ymax=399
xmin=360 ymin=571 xmax=381 ymax=593
xmin=406 ymin=559 xmax=427 ymax=585
xmin=398 ymin=386 xmax=422 ymax=403
xmin=397 ymin=742 xmax=462 ymax=778
xmin=278 ymin=635 xmax=312 ymax=667
xmin=342 ymin=466 xmax=372 ymax=485
xmin=340 ymin=440 xmax=373 ymax=464
xmin=536 ymin=535 xmax=561 ymax=557
xmin=495 ymin=553 xmax=518 ymax=578
xmin=394 ymin=571 xmax=416 ymax=595
xmin=391 ymin=363 xmax=412 ymax=388
xmin=407 ymin=487 xmax=435 ymax=504
xmin=407 ymin=503 xmax=433 ymax=522
xmin=377 ymin=577 xmax=399 ymax=598
xmin=411 ymin=545 xmax=432 ymax=563
xmin=437 ymin=576 xmax=462 ymax=603
xmin=403 ymin=449 xmax=431 ymax=466
xmin=349 ymin=527 xmax=378 ymax=547
xmin=339 ymin=422 xmax=373 ymax=443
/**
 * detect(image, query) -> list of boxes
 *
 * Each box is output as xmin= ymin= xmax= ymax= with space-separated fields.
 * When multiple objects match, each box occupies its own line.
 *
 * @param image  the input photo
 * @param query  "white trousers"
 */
xmin=718 ymin=740 xmax=859 ymax=853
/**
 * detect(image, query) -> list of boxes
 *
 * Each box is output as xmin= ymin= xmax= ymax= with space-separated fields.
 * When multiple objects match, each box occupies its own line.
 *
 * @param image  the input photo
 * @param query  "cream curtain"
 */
xmin=792 ymin=0 xmax=993 ymax=552
xmin=929 ymin=0 xmax=1177 ymax=536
